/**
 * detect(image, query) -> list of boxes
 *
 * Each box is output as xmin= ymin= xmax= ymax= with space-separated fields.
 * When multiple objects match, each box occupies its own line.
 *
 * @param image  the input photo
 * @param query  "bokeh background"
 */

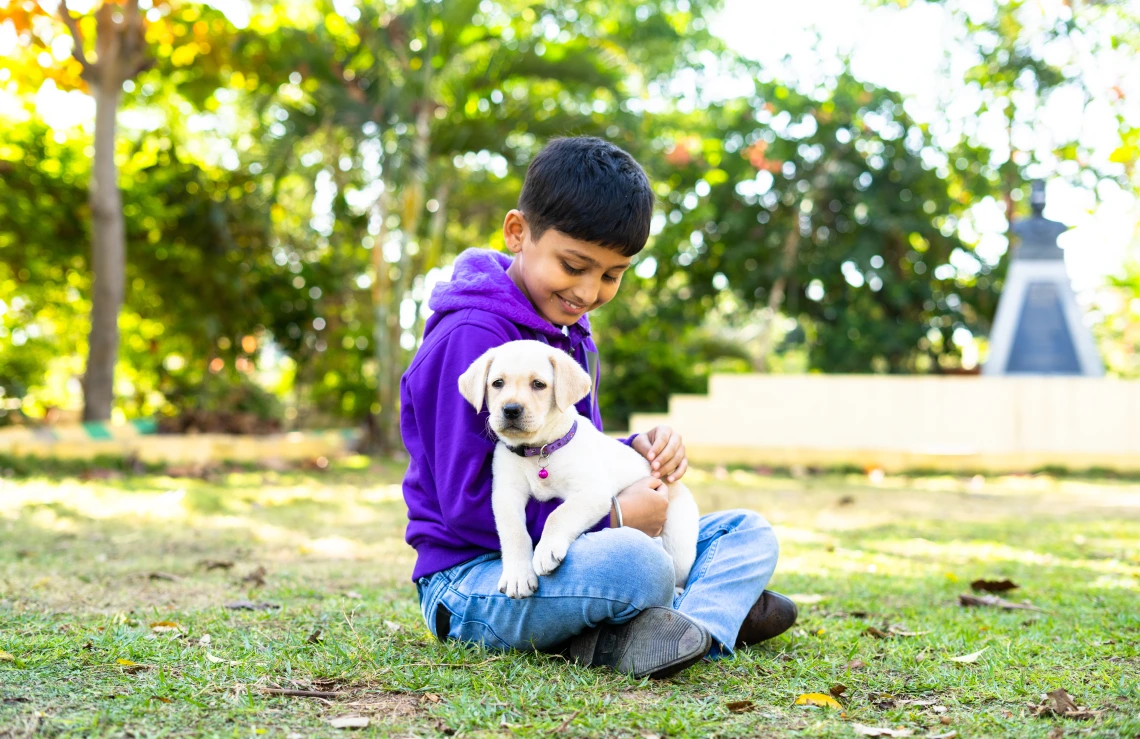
xmin=2 ymin=0 xmax=1138 ymax=449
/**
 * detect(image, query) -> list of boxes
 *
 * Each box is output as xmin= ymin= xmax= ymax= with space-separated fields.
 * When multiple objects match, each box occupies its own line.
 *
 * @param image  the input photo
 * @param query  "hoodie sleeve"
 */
xmin=405 ymin=321 xmax=513 ymax=551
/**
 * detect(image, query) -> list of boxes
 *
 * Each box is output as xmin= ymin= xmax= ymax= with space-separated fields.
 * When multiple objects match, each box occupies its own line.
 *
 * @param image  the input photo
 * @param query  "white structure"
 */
xmin=984 ymin=182 xmax=1104 ymax=376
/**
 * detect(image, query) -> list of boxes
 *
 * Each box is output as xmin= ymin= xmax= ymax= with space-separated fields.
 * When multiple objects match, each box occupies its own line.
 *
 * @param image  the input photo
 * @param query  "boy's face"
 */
xmin=503 ymin=209 xmax=633 ymax=326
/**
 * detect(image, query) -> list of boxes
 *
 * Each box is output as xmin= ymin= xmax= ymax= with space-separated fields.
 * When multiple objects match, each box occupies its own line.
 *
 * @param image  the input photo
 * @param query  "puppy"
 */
xmin=458 ymin=340 xmax=699 ymax=599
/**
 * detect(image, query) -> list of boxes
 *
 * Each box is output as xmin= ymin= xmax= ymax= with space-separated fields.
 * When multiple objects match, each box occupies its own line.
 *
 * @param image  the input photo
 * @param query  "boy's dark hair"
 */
xmin=519 ymin=137 xmax=654 ymax=257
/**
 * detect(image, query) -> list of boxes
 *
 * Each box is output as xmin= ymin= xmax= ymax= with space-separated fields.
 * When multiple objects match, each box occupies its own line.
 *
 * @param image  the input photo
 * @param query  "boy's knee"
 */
xmin=708 ymin=508 xmax=778 ymax=555
xmin=592 ymin=527 xmax=675 ymax=609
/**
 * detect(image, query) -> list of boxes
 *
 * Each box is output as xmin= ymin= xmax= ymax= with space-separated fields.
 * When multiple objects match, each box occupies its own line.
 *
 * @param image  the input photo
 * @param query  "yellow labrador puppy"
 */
xmin=458 ymin=340 xmax=699 ymax=599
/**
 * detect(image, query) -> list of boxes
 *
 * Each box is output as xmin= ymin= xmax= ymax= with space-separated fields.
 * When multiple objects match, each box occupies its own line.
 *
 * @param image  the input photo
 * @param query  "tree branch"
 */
xmin=57 ymin=0 xmax=93 ymax=74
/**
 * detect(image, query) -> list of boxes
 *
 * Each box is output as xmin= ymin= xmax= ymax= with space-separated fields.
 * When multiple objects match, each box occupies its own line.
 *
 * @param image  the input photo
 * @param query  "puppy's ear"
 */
xmin=458 ymin=348 xmax=496 ymax=412
xmin=550 ymin=350 xmax=593 ymax=412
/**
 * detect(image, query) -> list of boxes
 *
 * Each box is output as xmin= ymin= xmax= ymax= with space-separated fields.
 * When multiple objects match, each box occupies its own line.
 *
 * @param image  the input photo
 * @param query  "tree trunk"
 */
xmin=370 ymin=188 xmax=396 ymax=453
xmin=82 ymin=82 xmax=125 ymax=421
xmin=753 ymin=223 xmax=801 ymax=372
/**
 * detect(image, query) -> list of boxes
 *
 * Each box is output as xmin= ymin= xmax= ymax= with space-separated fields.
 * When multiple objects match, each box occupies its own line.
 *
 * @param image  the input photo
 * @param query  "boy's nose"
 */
xmin=502 ymin=403 xmax=523 ymax=420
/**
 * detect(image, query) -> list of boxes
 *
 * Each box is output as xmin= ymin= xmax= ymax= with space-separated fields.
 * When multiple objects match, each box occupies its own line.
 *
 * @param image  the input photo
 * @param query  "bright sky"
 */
xmin=710 ymin=0 xmax=1140 ymax=295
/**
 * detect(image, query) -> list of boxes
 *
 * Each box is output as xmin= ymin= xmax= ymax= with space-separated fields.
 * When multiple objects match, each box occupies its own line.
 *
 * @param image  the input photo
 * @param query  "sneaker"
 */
xmin=564 ymin=606 xmax=711 ymax=679
xmin=735 ymin=590 xmax=798 ymax=648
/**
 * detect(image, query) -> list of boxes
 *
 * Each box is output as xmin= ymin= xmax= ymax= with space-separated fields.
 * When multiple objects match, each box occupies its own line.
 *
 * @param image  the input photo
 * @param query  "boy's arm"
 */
xmin=412 ymin=323 xmax=575 ymax=549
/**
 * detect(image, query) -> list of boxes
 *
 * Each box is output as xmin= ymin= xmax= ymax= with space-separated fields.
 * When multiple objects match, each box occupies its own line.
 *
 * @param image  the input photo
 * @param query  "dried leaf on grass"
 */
xmin=865 ymin=625 xmax=929 ymax=638
xmin=241 ymin=566 xmax=267 ymax=588
xmin=200 ymin=560 xmax=234 ymax=571
xmin=329 ymin=715 xmax=370 ymax=729
xmin=147 ymin=572 xmax=180 ymax=582
xmin=307 ymin=629 xmax=323 ymax=644
xmin=794 ymin=693 xmax=842 ymax=709
xmin=1029 ymin=689 xmax=1102 ymax=720
xmin=948 ymin=648 xmax=987 ymax=664
xmin=970 ymin=578 xmax=1019 ymax=593
xmin=150 ymin=696 xmax=173 ymax=704
xmin=0 ymin=651 xmax=15 ymax=661
xmin=149 ymin=621 xmax=182 ymax=633
xmin=263 ymin=687 xmax=341 ymax=699
xmin=852 ymin=724 xmax=914 ymax=737
xmin=726 ymin=700 xmax=754 ymax=713
xmin=115 ymin=658 xmax=148 ymax=673
xmin=224 ymin=601 xmax=280 ymax=611
xmin=830 ymin=684 xmax=848 ymax=697
xmin=958 ymin=593 xmax=1044 ymax=612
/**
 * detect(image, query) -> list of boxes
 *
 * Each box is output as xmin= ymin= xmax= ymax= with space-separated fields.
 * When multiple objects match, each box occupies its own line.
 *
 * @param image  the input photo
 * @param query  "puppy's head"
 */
xmin=457 ymin=340 xmax=592 ymax=444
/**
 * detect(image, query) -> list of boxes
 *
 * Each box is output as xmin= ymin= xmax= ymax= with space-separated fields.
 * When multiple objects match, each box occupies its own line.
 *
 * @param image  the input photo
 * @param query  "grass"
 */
xmin=1 ymin=457 xmax=1138 ymax=738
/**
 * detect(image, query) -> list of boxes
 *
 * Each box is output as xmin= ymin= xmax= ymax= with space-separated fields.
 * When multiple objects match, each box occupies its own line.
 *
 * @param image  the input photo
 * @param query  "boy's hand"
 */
xmin=612 ymin=476 xmax=669 ymax=537
xmin=632 ymin=425 xmax=688 ymax=483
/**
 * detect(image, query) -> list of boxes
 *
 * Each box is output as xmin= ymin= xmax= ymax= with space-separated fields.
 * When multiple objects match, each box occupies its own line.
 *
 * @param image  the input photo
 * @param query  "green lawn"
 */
xmin=1 ymin=457 xmax=1138 ymax=738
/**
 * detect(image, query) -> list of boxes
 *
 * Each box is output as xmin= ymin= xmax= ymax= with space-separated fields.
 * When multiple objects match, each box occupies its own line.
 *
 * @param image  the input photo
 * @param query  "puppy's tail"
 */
xmin=659 ymin=483 xmax=699 ymax=589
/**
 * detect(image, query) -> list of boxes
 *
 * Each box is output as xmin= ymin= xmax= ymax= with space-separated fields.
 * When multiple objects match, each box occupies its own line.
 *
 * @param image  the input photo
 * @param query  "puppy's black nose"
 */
xmin=502 ymin=403 xmax=523 ymax=420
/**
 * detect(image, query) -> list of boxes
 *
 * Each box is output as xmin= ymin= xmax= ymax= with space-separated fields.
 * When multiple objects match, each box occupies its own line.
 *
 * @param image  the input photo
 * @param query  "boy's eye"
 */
xmin=532 ymin=380 xmax=547 ymax=390
xmin=491 ymin=379 xmax=504 ymax=389
xmin=603 ymin=273 xmax=620 ymax=284
xmin=560 ymin=261 xmax=586 ymax=276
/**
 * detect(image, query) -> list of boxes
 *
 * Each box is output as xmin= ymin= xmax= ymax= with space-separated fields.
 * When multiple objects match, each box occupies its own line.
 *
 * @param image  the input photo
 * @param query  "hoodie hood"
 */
xmin=429 ymin=249 xmax=591 ymax=340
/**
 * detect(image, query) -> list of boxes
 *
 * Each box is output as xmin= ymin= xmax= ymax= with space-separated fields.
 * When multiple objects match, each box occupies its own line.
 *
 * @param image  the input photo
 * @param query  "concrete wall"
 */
xmin=628 ymin=375 xmax=1140 ymax=473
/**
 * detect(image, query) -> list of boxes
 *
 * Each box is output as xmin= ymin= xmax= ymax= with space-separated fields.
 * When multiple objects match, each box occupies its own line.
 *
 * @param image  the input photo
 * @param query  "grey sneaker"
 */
xmin=564 ymin=607 xmax=711 ymax=679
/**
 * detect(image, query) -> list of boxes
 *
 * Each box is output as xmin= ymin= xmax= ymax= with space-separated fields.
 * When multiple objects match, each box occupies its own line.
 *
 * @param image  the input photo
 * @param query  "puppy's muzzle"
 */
xmin=501 ymin=403 xmax=523 ymax=421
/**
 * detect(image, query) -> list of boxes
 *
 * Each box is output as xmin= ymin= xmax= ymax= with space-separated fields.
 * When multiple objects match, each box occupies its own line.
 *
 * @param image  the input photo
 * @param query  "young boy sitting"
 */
xmin=400 ymin=136 xmax=797 ymax=679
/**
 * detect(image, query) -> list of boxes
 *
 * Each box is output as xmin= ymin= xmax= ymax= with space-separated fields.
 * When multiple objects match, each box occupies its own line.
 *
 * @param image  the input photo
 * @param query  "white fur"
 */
xmin=458 ymin=340 xmax=699 ymax=599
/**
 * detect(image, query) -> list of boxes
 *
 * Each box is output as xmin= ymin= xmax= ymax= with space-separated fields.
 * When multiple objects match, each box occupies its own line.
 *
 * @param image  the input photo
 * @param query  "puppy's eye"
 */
xmin=491 ymin=379 xmax=504 ymax=389
xmin=531 ymin=380 xmax=547 ymax=390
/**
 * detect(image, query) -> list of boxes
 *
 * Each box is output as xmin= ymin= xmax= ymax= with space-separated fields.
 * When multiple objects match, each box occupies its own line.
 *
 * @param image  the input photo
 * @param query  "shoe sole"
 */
xmin=626 ymin=607 xmax=713 ymax=680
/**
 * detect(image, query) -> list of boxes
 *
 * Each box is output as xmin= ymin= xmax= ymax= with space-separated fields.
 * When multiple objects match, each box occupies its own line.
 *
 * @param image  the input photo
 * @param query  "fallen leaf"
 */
xmin=926 ymin=732 xmax=957 ymax=739
xmin=958 ymin=593 xmax=1044 ymax=612
xmin=948 ymin=648 xmax=987 ymax=664
xmin=383 ymin=620 xmax=401 ymax=632
xmin=199 ymin=634 xmax=211 ymax=646
xmin=940 ymin=717 xmax=953 ymax=725
xmin=201 ymin=560 xmax=234 ymax=571
xmin=830 ymin=684 xmax=848 ymax=697
xmin=888 ymin=627 xmax=931 ymax=637
xmin=970 ymin=578 xmax=1019 ymax=593
xmin=329 ymin=716 xmax=370 ymax=729
xmin=116 ymin=659 xmax=139 ymax=666
xmin=148 ymin=572 xmax=180 ymax=582
xmin=852 ymin=724 xmax=914 ymax=737
xmin=116 ymin=658 xmax=148 ymax=673
xmin=223 ymin=601 xmax=280 ymax=611
xmin=205 ymin=653 xmax=227 ymax=664
xmin=1030 ymin=688 xmax=1102 ymax=720
xmin=149 ymin=621 xmax=182 ymax=633
xmin=726 ymin=700 xmax=754 ymax=713
xmin=794 ymin=693 xmax=842 ymax=709
xmin=864 ymin=627 xmax=890 ymax=638
xmin=241 ymin=566 xmax=267 ymax=588
xmin=344 ymin=590 xmax=363 ymax=599
xmin=847 ymin=659 xmax=867 ymax=670
xmin=307 ymin=629 xmax=323 ymax=644
xmin=423 ymin=692 xmax=441 ymax=703
xmin=1047 ymin=728 xmax=1064 ymax=739
xmin=0 ymin=651 xmax=14 ymax=662
xmin=150 ymin=696 xmax=173 ymax=704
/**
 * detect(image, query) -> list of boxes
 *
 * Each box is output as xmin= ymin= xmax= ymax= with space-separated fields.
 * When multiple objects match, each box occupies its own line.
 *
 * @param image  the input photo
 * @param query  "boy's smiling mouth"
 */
xmin=555 ymin=293 xmax=587 ymax=314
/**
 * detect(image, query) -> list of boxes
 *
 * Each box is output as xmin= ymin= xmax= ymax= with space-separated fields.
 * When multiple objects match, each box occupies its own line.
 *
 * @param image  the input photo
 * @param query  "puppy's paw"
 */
xmin=532 ymin=536 xmax=570 ymax=576
xmin=497 ymin=564 xmax=538 ymax=599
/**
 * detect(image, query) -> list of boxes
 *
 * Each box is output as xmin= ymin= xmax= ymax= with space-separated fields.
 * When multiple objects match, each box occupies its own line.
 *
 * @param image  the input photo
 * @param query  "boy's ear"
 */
xmin=549 ymin=349 xmax=592 ymax=412
xmin=458 ymin=348 xmax=497 ymax=412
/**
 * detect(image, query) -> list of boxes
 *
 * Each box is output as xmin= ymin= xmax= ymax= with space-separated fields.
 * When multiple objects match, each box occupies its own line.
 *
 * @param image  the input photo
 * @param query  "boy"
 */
xmin=400 ymin=137 xmax=796 ymax=679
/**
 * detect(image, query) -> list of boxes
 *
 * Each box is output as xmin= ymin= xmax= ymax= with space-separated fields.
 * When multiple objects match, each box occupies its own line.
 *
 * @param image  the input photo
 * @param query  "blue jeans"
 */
xmin=415 ymin=509 xmax=779 ymax=657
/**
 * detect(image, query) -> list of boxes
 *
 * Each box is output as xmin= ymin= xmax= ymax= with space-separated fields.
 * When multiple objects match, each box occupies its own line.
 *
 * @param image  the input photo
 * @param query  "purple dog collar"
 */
xmin=508 ymin=421 xmax=579 ymax=460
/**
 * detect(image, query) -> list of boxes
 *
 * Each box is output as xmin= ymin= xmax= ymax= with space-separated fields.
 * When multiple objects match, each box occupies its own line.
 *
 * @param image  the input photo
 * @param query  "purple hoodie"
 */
xmin=400 ymin=248 xmax=629 ymax=581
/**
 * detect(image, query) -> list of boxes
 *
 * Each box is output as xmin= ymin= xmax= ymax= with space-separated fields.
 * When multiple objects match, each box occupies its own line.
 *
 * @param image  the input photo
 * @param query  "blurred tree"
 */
xmin=234 ymin=0 xmax=725 ymax=448
xmin=627 ymin=73 xmax=999 ymax=376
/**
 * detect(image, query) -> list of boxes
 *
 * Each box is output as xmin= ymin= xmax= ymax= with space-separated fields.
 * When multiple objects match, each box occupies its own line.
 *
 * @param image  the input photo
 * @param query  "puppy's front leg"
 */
xmin=532 ymin=492 xmax=612 ymax=577
xmin=492 ymin=477 xmax=538 ymax=599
